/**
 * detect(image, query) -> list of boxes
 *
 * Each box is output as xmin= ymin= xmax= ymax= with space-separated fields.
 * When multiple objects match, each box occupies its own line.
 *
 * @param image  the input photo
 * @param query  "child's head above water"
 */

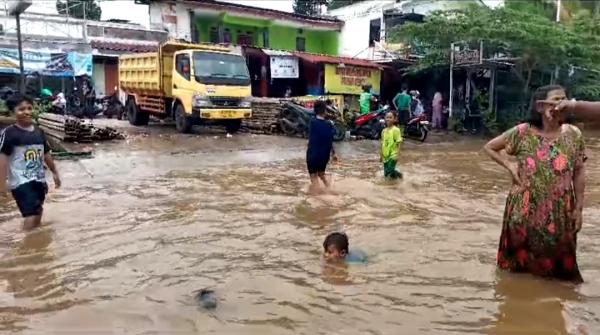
xmin=323 ymin=232 xmax=349 ymax=261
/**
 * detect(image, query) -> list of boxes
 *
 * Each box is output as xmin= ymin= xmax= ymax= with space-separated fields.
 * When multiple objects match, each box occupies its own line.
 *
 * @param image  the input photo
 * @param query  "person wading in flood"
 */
xmin=306 ymin=100 xmax=338 ymax=193
xmin=484 ymin=85 xmax=586 ymax=282
xmin=0 ymin=94 xmax=61 ymax=230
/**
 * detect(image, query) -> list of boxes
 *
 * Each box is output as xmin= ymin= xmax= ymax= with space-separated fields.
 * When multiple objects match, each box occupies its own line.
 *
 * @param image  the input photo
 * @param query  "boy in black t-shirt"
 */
xmin=306 ymin=101 xmax=338 ymax=191
xmin=0 ymin=94 xmax=61 ymax=230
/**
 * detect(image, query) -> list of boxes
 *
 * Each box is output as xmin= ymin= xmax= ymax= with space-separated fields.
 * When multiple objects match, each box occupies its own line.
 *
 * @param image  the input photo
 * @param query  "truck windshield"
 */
xmin=193 ymin=52 xmax=250 ymax=86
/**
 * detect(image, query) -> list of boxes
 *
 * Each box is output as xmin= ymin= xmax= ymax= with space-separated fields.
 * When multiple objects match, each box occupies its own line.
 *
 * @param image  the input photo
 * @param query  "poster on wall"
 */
xmin=270 ymin=56 xmax=299 ymax=79
xmin=324 ymin=64 xmax=381 ymax=95
xmin=0 ymin=48 xmax=92 ymax=77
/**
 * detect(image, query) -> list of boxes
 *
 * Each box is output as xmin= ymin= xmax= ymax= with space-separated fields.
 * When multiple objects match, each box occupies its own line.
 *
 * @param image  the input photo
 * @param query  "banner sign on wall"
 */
xmin=324 ymin=64 xmax=381 ymax=95
xmin=0 ymin=48 xmax=92 ymax=77
xmin=270 ymin=56 xmax=299 ymax=79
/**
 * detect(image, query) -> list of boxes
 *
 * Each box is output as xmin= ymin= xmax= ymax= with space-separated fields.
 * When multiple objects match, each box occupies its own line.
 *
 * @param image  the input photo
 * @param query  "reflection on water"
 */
xmin=321 ymin=261 xmax=351 ymax=286
xmin=0 ymin=133 xmax=598 ymax=334
xmin=488 ymin=272 xmax=582 ymax=335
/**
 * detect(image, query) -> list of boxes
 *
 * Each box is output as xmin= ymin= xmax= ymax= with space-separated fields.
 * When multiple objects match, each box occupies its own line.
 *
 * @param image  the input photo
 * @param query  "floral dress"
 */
xmin=497 ymin=123 xmax=586 ymax=282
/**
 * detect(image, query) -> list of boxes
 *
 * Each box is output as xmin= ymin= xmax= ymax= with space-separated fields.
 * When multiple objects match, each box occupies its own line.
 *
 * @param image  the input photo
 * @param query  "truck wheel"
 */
xmin=127 ymin=98 xmax=149 ymax=126
xmin=225 ymin=120 xmax=241 ymax=134
xmin=175 ymin=104 xmax=192 ymax=133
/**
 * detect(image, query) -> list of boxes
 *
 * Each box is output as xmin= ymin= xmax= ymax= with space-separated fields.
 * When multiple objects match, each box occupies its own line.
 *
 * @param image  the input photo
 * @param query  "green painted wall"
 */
xmin=193 ymin=16 xmax=339 ymax=55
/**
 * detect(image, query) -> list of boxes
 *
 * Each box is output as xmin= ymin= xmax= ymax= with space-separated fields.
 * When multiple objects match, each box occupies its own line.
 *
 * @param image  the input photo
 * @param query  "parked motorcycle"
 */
xmin=350 ymin=104 xmax=389 ymax=140
xmin=279 ymin=102 xmax=346 ymax=141
xmin=404 ymin=113 xmax=430 ymax=142
xmin=100 ymin=91 xmax=124 ymax=120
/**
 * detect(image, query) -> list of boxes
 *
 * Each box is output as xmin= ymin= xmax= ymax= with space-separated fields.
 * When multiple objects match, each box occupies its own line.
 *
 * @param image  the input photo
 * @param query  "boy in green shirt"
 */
xmin=380 ymin=112 xmax=403 ymax=179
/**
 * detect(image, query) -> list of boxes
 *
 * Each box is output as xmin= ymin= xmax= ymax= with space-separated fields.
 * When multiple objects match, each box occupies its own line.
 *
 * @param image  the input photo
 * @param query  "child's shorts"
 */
xmin=307 ymin=156 xmax=330 ymax=174
xmin=11 ymin=181 xmax=48 ymax=217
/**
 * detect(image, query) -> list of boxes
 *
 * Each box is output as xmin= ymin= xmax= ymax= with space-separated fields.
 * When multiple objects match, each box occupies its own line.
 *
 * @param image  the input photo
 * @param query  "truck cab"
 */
xmin=119 ymin=42 xmax=253 ymax=134
xmin=171 ymin=49 xmax=252 ymax=133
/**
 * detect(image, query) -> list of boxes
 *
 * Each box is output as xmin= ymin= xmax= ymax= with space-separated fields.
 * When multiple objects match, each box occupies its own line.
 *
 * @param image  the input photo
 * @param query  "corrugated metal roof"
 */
xmin=262 ymin=49 xmax=294 ymax=57
xmin=293 ymin=52 xmax=382 ymax=69
xmin=91 ymin=40 xmax=158 ymax=53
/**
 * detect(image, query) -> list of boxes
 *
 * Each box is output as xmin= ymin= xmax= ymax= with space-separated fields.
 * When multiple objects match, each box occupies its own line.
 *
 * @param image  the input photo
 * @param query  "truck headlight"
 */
xmin=193 ymin=94 xmax=212 ymax=108
xmin=239 ymin=98 xmax=252 ymax=108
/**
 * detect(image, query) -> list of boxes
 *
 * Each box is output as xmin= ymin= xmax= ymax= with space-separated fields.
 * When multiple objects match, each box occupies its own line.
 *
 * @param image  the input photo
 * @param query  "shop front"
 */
xmin=293 ymin=52 xmax=382 ymax=114
xmin=0 ymin=48 xmax=92 ymax=96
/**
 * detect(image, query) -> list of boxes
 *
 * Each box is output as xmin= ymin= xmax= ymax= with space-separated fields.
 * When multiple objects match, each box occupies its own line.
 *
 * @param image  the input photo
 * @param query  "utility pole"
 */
xmin=553 ymin=0 xmax=561 ymax=84
xmin=8 ymin=1 xmax=32 ymax=94
xmin=82 ymin=1 xmax=87 ymax=42
xmin=15 ymin=13 xmax=24 ymax=94
xmin=449 ymin=42 xmax=454 ymax=119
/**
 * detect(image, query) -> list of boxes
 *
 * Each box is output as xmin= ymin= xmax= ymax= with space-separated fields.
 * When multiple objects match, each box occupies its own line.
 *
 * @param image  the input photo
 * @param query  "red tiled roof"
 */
xmin=91 ymin=40 xmax=158 ymax=53
xmin=293 ymin=52 xmax=382 ymax=69
xmin=181 ymin=0 xmax=343 ymax=30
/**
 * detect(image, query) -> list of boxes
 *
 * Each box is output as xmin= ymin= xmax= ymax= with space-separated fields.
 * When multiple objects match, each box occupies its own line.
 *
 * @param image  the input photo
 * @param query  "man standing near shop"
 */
xmin=359 ymin=84 xmax=375 ymax=115
xmin=393 ymin=84 xmax=412 ymax=126
xmin=0 ymin=94 xmax=61 ymax=230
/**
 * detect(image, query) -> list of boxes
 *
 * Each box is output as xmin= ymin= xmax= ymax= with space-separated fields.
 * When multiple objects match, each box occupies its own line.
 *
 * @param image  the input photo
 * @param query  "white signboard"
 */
xmin=270 ymin=56 xmax=299 ymax=79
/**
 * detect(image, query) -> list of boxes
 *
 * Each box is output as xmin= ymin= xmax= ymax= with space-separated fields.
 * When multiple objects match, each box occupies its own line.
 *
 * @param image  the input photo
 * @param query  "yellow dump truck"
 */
xmin=119 ymin=42 xmax=252 ymax=133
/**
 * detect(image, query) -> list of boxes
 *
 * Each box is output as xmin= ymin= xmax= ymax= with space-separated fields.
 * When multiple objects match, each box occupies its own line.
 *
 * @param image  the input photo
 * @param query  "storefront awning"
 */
xmin=293 ymin=52 xmax=382 ymax=69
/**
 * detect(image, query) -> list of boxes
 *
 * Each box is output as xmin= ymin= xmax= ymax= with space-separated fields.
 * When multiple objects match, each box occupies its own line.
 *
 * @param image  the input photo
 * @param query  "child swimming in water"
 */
xmin=323 ymin=232 xmax=367 ymax=263
xmin=323 ymin=232 xmax=349 ymax=261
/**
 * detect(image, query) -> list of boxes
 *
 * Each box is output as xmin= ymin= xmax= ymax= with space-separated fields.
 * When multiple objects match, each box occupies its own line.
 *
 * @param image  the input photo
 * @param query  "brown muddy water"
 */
xmin=0 ymin=125 xmax=599 ymax=334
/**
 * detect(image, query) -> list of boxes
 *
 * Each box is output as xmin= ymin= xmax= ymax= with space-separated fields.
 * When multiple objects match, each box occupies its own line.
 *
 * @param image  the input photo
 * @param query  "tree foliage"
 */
xmin=293 ymin=0 xmax=328 ymax=16
xmin=388 ymin=4 xmax=600 ymax=97
xmin=293 ymin=0 xmax=367 ymax=13
xmin=56 ymin=0 xmax=102 ymax=21
xmin=328 ymin=0 xmax=366 ymax=10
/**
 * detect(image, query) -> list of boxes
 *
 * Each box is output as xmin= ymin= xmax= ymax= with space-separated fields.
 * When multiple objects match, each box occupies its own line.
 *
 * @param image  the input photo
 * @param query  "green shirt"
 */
xmin=393 ymin=92 xmax=411 ymax=111
xmin=381 ymin=126 xmax=403 ymax=161
xmin=359 ymin=92 xmax=372 ymax=114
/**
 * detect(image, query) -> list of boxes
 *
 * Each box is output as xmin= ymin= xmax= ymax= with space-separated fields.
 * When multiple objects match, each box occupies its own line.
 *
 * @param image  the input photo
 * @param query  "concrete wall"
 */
xmin=150 ymin=1 xmax=340 ymax=55
xmin=193 ymin=16 xmax=339 ymax=55
xmin=327 ymin=1 xmax=393 ymax=58
xmin=0 ymin=12 xmax=85 ymax=42
xmin=149 ymin=2 xmax=191 ymax=41
xmin=328 ymin=0 xmax=485 ymax=59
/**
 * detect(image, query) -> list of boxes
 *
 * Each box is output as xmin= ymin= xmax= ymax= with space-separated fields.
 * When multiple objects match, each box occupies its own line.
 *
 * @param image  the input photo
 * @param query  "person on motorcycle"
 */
xmin=52 ymin=93 xmax=66 ymax=113
xmin=359 ymin=84 xmax=375 ymax=115
xmin=410 ymin=90 xmax=424 ymax=117
xmin=393 ymin=84 xmax=412 ymax=127
xmin=40 ymin=88 xmax=53 ymax=99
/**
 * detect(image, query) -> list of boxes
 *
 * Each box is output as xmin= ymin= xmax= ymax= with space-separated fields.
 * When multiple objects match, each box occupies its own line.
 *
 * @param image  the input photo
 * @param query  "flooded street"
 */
xmin=1 ymin=124 xmax=599 ymax=334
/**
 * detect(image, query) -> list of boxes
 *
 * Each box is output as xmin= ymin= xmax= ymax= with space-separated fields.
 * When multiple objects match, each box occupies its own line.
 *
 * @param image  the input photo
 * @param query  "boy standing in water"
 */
xmin=307 ymin=101 xmax=337 ymax=190
xmin=0 ymin=94 xmax=61 ymax=230
xmin=380 ymin=112 xmax=403 ymax=179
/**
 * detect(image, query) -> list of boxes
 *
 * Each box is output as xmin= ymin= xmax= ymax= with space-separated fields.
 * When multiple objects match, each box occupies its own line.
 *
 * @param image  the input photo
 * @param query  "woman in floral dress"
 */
xmin=484 ymin=85 xmax=586 ymax=282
